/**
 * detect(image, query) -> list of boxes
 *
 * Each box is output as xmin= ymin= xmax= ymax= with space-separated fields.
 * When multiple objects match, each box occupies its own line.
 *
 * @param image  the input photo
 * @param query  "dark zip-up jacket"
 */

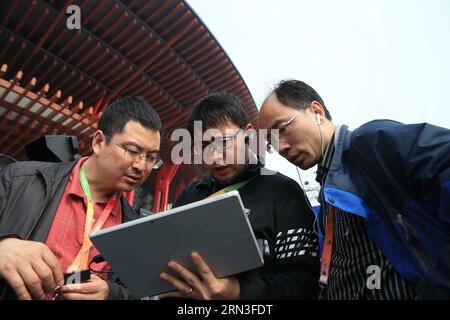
xmin=0 ymin=160 xmax=138 ymax=300
xmin=174 ymin=164 xmax=320 ymax=299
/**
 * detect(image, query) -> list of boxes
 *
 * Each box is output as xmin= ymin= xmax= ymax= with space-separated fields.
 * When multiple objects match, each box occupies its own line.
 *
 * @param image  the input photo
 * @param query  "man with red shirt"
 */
xmin=0 ymin=97 xmax=162 ymax=300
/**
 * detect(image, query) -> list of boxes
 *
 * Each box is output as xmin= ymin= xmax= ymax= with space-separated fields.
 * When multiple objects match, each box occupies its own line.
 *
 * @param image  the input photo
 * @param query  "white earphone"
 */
xmin=316 ymin=113 xmax=321 ymax=126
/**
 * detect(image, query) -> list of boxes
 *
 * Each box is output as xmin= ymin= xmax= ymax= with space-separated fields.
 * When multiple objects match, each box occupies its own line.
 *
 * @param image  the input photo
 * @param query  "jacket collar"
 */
xmin=36 ymin=159 xmax=138 ymax=222
xmin=196 ymin=162 xmax=263 ymax=191
xmin=316 ymin=132 xmax=336 ymax=184
xmin=36 ymin=160 xmax=79 ymax=197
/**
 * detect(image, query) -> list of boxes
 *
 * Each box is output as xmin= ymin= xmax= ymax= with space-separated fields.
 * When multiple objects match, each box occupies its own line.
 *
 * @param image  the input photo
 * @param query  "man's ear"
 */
xmin=310 ymin=101 xmax=326 ymax=120
xmin=91 ymin=130 xmax=106 ymax=155
xmin=244 ymin=122 xmax=254 ymax=131
xmin=243 ymin=123 xmax=256 ymax=145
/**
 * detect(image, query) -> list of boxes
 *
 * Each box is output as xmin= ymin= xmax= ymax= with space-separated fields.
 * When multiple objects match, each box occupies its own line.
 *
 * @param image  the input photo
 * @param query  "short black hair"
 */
xmin=271 ymin=80 xmax=332 ymax=120
xmin=98 ymin=96 xmax=162 ymax=138
xmin=188 ymin=92 xmax=250 ymax=134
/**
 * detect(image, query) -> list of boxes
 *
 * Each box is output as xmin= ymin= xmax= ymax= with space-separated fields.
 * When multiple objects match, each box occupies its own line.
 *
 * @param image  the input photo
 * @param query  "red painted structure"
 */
xmin=0 ymin=0 xmax=257 ymax=211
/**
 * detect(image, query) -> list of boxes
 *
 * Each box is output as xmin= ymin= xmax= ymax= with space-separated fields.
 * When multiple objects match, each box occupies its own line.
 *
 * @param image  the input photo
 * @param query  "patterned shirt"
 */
xmin=319 ymin=208 xmax=416 ymax=299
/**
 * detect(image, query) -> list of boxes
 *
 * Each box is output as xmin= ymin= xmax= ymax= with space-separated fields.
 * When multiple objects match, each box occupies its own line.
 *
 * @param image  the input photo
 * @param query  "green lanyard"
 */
xmin=79 ymin=164 xmax=93 ymax=203
xmin=208 ymin=177 xmax=255 ymax=198
xmin=71 ymin=164 xmax=118 ymax=270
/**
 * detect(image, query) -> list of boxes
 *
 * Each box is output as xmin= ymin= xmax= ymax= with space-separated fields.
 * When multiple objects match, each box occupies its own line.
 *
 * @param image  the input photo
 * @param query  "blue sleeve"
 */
xmin=351 ymin=120 xmax=450 ymax=225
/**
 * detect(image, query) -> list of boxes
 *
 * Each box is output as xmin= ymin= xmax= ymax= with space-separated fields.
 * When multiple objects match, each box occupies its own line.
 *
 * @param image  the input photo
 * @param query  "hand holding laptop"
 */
xmin=90 ymin=191 xmax=263 ymax=298
xmin=159 ymin=251 xmax=240 ymax=300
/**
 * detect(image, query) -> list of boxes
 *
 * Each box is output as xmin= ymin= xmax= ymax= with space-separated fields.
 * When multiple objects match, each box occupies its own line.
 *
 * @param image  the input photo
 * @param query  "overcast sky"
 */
xmin=187 ymin=0 xmax=450 ymax=191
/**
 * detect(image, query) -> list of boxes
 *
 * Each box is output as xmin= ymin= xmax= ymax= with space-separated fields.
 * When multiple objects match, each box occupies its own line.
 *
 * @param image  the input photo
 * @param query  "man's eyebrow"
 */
xmin=122 ymin=141 xmax=159 ymax=153
xmin=271 ymin=120 xmax=283 ymax=129
xmin=204 ymin=134 xmax=226 ymax=141
xmin=121 ymin=141 xmax=143 ymax=149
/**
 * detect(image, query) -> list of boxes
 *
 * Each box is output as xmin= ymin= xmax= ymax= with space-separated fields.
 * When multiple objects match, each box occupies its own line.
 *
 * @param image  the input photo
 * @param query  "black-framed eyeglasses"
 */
xmin=104 ymin=135 xmax=163 ymax=169
xmin=193 ymin=128 xmax=243 ymax=155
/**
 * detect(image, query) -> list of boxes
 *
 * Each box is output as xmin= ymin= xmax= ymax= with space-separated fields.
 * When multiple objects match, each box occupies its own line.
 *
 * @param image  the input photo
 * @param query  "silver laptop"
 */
xmin=90 ymin=190 xmax=264 ymax=298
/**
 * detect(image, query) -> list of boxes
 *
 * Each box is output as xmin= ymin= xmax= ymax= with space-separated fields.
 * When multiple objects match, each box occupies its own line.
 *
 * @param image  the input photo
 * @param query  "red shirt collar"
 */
xmin=67 ymin=156 xmax=120 ymax=216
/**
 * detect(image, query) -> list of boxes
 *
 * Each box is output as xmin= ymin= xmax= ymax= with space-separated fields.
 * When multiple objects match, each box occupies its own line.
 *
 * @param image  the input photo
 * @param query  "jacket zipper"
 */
xmin=397 ymin=213 xmax=432 ymax=272
xmin=25 ymin=170 xmax=50 ymax=240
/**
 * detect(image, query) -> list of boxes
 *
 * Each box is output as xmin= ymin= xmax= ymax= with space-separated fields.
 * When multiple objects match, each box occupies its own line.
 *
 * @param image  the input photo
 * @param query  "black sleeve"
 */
xmin=106 ymin=272 xmax=138 ymax=300
xmin=172 ymin=181 xmax=206 ymax=208
xmin=237 ymin=178 xmax=320 ymax=299
xmin=0 ymin=166 xmax=12 ymax=225
xmin=0 ymin=165 xmax=17 ymax=239
xmin=106 ymin=280 xmax=136 ymax=300
xmin=173 ymin=187 xmax=189 ymax=208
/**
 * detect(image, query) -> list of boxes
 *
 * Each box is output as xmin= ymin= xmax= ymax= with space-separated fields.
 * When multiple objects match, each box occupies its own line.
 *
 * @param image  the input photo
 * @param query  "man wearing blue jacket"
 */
xmin=258 ymin=79 xmax=450 ymax=299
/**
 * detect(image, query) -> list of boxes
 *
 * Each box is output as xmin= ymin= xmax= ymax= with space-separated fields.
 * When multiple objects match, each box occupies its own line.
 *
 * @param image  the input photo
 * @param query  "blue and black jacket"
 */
xmin=319 ymin=120 xmax=450 ymax=299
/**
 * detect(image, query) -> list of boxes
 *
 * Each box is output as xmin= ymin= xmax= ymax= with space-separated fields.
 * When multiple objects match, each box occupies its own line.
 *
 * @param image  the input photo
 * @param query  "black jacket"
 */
xmin=174 ymin=164 xmax=320 ymax=299
xmin=0 ymin=160 xmax=138 ymax=300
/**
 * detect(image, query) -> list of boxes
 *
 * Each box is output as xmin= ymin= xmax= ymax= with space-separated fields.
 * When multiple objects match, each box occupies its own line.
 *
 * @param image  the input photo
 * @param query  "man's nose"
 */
xmin=209 ymin=147 xmax=224 ymax=164
xmin=131 ymin=157 xmax=147 ymax=172
xmin=278 ymin=138 xmax=291 ymax=158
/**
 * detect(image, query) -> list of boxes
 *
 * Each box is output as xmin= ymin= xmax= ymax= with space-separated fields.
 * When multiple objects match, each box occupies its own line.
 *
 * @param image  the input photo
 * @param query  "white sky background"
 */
xmin=187 ymin=0 xmax=450 ymax=190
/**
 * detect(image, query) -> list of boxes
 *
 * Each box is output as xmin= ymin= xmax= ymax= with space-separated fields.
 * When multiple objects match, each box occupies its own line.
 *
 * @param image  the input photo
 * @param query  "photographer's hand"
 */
xmin=0 ymin=237 xmax=64 ymax=300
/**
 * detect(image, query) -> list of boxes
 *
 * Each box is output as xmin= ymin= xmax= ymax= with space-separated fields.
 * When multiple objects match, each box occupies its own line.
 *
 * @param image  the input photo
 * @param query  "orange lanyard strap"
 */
xmin=319 ymin=206 xmax=334 ymax=287
xmin=70 ymin=165 xmax=119 ymax=271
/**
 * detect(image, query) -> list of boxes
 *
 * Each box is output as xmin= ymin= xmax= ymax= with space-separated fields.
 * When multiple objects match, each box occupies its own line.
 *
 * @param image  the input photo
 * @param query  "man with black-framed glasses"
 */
xmin=0 ymin=97 xmax=162 ymax=300
xmin=159 ymin=92 xmax=320 ymax=300
xmin=192 ymin=128 xmax=242 ymax=158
